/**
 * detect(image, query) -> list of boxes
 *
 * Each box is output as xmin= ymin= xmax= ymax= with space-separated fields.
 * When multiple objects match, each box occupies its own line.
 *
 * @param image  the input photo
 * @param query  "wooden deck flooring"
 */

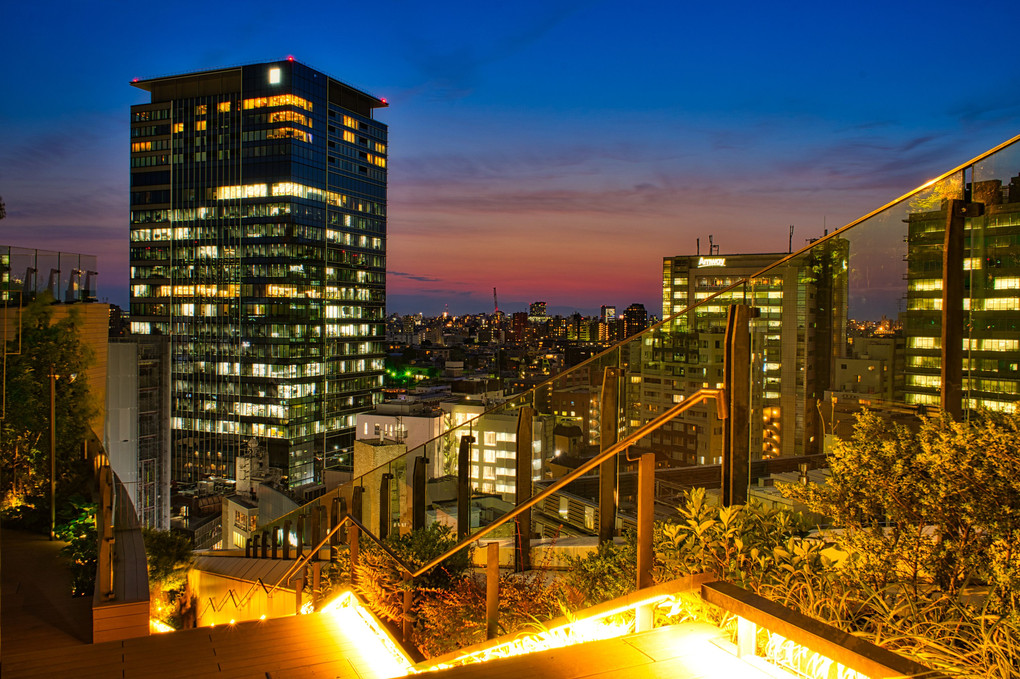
xmin=2 ymin=611 xmax=404 ymax=679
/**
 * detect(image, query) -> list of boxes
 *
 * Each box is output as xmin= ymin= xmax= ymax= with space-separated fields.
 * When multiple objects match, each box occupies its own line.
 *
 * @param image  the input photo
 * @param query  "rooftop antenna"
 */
xmin=696 ymin=237 xmax=700 ymax=256
xmin=789 ymin=225 xmax=794 ymax=253
xmin=0 ymin=195 xmax=6 ymax=221
xmin=708 ymin=234 xmax=714 ymax=255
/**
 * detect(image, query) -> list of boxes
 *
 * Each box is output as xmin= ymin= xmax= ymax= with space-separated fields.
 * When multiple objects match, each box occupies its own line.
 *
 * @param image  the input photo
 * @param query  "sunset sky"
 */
xmin=3 ymin=0 xmax=1020 ymax=316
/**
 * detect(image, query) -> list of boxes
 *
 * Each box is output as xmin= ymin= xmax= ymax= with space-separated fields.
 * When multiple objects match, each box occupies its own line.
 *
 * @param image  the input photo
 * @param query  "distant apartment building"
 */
xmin=834 ymin=335 xmax=905 ymax=401
xmin=442 ymin=401 xmax=550 ymax=501
xmin=903 ymin=177 xmax=1020 ymax=413
xmin=622 ymin=303 xmax=648 ymax=338
xmin=650 ymin=245 xmax=849 ymax=464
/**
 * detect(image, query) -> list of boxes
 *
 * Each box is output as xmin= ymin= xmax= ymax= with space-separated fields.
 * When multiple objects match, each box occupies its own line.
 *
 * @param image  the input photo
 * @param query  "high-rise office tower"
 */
xmin=129 ymin=60 xmax=388 ymax=488
xmin=903 ymin=177 xmax=1020 ymax=413
xmin=656 ymin=246 xmax=848 ymax=463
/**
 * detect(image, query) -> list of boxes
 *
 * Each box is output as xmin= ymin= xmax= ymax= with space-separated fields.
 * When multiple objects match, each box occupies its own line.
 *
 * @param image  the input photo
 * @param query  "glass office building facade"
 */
xmin=129 ymin=61 xmax=387 ymax=488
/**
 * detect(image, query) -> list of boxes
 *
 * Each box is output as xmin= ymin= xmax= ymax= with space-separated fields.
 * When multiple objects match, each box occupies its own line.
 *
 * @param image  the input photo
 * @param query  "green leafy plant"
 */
xmin=560 ymin=531 xmax=637 ymax=608
xmin=55 ymin=499 xmax=97 ymax=596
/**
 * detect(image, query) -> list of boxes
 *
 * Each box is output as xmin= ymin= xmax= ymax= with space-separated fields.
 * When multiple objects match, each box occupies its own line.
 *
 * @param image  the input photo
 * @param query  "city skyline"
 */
xmin=4 ymin=0 xmax=1020 ymax=316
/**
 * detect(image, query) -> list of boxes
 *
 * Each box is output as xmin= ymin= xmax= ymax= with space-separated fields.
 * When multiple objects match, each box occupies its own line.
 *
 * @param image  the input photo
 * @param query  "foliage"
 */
xmin=352 ymin=523 xmax=472 ymax=625
xmin=560 ymin=532 xmax=637 ymax=608
xmin=55 ymin=498 xmax=97 ymax=596
xmin=143 ymin=529 xmax=194 ymax=592
xmin=656 ymin=487 xmax=827 ymax=591
xmin=143 ymin=529 xmax=195 ymax=628
xmin=413 ymin=573 xmax=563 ymax=658
xmin=781 ymin=410 xmax=1020 ymax=608
xmin=0 ymin=295 xmax=97 ymax=526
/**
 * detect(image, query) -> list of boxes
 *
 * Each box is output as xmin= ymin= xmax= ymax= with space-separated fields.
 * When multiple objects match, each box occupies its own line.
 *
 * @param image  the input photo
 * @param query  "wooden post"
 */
xmin=599 ymin=367 xmax=622 ymax=544
xmin=635 ymin=451 xmax=655 ymax=632
xmin=457 ymin=435 xmax=475 ymax=539
xmin=514 ymin=406 xmax=536 ymax=572
xmin=636 ymin=452 xmax=655 ymax=591
xmin=348 ymin=524 xmax=359 ymax=584
xmin=271 ymin=527 xmax=279 ymax=560
xmin=260 ymin=530 xmax=269 ymax=559
xmin=283 ymin=520 xmax=291 ymax=561
xmin=402 ymin=573 xmax=413 ymax=643
xmin=312 ymin=562 xmax=322 ymax=609
xmin=722 ymin=304 xmax=750 ymax=507
xmin=294 ymin=577 xmax=304 ymax=615
xmin=245 ymin=536 xmax=252 ymax=559
xmin=412 ymin=455 xmax=427 ymax=531
xmin=486 ymin=542 xmax=499 ymax=639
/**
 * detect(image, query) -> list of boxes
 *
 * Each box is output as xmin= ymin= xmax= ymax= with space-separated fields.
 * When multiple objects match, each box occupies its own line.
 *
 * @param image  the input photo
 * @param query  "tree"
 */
xmin=0 ymin=294 xmax=97 ymax=522
xmin=143 ymin=529 xmax=195 ymax=628
xmin=782 ymin=409 xmax=1020 ymax=608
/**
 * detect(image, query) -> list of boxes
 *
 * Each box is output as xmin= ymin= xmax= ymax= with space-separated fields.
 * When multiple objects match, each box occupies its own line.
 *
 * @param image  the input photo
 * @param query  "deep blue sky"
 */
xmin=3 ymin=1 xmax=1019 ymax=316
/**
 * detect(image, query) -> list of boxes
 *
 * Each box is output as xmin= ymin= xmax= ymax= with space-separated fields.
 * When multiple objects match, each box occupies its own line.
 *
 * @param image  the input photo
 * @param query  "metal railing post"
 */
xmin=330 ymin=497 xmax=341 ymax=547
xmin=942 ymin=199 xmax=979 ymax=421
xmin=348 ymin=524 xmax=360 ymax=584
xmin=514 ymin=406 xmax=535 ymax=572
xmin=351 ymin=486 xmax=363 ymax=523
xmin=722 ymin=304 xmax=750 ymax=507
xmin=412 ymin=455 xmax=427 ymax=531
xmin=599 ymin=366 xmax=622 ymax=544
xmin=457 ymin=435 xmax=475 ymax=539
xmin=311 ymin=504 xmax=321 ymax=560
xmin=379 ymin=472 xmax=393 ymax=539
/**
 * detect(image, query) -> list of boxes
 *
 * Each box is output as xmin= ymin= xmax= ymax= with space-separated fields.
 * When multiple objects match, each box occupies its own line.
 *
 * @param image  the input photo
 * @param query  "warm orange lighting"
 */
xmin=149 ymin=619 xmax=175 ymax=634
xmin=320 ymin=591 xmax=413 ymax=677
xmin=425 ymin=593 xmax=674 ymax=671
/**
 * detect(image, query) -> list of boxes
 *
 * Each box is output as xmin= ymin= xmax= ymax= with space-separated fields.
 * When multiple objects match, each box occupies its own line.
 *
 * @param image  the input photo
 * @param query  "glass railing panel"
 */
xmin=740 ymin=169 xmax=967 ymax=503
xmin=256 ymin=134 xmax=1020 ymax=585
xmin=966 ymin=139 xmax=1020 ymax=416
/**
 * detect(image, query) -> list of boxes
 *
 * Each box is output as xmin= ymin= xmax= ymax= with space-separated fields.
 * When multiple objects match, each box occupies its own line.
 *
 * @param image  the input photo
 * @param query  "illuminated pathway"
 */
xmin=425 ymin=623 xmax=792 ymax=679
xmin=1 ymin=609 xmax=407 ymax=679
xmin=3 ymin=591 xmax=791 ymax=678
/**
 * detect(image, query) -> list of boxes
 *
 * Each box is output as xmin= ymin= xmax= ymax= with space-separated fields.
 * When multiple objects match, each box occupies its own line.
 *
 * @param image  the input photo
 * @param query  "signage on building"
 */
xmin=697 ymin=257 xmax=726 ymax=267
